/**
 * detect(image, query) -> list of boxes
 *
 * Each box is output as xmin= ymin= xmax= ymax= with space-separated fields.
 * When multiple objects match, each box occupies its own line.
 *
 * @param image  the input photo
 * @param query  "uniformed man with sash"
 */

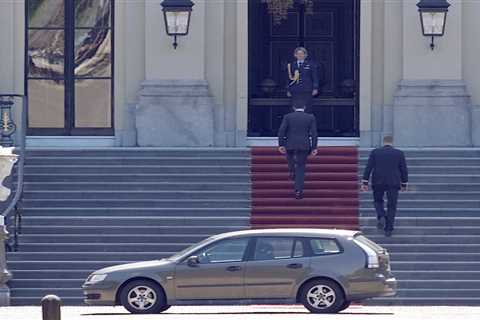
xmin=286 ymin=47 xmax=319 ymax=112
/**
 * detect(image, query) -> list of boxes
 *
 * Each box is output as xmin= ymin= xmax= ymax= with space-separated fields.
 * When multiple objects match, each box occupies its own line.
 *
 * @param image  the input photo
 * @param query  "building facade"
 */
xmin=0 ymin=0 xmax=480 ymax=148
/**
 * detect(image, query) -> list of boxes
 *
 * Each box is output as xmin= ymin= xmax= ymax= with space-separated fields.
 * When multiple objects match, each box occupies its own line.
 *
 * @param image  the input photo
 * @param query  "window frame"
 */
xmin=25 ymin=0 xmax=115 ymax=136
xmin=306 ymin=237 xmax=344 ymax=257
xmin=246 ymin=236 xmax=308 ymax=262
xmin=181 ymin=237 xmax=252 ymax=265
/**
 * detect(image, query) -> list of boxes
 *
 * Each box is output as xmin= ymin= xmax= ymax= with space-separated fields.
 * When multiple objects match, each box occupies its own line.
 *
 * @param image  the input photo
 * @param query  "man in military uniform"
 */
xmin=286 ymin=47 xmax=319 ymax=112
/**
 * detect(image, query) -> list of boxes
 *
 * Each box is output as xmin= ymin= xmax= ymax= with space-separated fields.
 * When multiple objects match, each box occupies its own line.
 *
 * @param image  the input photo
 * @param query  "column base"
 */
xmin=136 ymin=80 xmax=215 ymax=147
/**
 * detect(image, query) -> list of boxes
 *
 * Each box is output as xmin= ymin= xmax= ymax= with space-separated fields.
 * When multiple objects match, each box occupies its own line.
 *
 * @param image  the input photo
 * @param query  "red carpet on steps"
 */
xmin=251 ymin=147 xmax=359 ymax=230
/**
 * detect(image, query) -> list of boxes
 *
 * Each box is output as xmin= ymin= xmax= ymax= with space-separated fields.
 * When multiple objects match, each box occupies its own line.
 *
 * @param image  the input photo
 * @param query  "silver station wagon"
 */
xmin=82 ymin=229 xmax=396 ymax=314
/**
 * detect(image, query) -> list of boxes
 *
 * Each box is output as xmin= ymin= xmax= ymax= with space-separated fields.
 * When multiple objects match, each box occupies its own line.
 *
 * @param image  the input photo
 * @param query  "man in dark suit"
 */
xmin=361 ymin=136 xmax=408 ymax=237
xmin=286 ymin=47 xmax=319 ymax=112
xmin=278 ymin=100 xmax=318 ymax=200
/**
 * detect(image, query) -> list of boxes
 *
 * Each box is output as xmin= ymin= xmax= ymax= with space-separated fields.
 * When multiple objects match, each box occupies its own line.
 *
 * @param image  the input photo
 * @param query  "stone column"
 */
xmin=136 ymin=0 xmax=216 ymax=147
xmin=0 ymin=147 xmax=18 ymax=306
xmin=391 ymin=0 xmax=470 ymax=147
xmin=136 ymin=80 xmax=214 ymax=147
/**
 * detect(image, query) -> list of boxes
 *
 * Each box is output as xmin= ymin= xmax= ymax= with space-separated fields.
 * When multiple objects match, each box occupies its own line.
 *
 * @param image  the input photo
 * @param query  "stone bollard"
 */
xmin=41 ymin=295 xmax=61 ymax=320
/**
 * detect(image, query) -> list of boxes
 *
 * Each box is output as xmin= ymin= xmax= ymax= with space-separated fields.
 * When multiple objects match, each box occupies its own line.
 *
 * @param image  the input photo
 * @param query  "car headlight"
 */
xmin=87 ymin=274 xmax=107 ymax=283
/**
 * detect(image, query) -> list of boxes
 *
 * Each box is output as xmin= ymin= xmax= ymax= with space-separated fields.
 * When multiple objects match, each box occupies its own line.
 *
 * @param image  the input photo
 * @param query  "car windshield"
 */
xmin=166 ymin=236 xmax=217 ymax=261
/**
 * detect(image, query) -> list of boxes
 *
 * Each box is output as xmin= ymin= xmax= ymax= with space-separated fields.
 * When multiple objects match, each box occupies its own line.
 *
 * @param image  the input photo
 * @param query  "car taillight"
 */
xmin=353 ymin=239 xmax=379 ymax=268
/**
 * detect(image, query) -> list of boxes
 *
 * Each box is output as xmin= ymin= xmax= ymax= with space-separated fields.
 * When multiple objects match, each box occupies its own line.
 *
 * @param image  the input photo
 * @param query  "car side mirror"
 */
xmin=187 ymin=256 xmax=200 ymax=267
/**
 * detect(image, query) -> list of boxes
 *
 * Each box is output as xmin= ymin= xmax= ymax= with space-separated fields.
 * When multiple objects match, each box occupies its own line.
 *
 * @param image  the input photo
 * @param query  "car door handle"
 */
xmin=286 ymin=263 xmax=303 ymax=269
xmin=226 ymin=266 xmax=242 ymax=272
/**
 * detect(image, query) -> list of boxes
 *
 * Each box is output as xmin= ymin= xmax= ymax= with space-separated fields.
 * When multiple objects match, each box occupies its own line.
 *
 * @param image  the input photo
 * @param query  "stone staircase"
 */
xmin=360 ymin=149 xmax=480 ymax=305
xmin=6 ymin=148 xmax=251 ymax=305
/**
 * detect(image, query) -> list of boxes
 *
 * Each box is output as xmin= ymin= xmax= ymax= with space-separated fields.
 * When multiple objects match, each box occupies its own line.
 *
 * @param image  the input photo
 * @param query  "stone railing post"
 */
xmin=0 ymin=146 xmax=19 ymax=306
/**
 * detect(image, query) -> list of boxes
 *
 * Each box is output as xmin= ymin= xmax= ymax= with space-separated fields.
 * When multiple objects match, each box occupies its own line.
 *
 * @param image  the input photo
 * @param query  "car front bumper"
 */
xmin=82 ymin=282 xmax=117 ymax=306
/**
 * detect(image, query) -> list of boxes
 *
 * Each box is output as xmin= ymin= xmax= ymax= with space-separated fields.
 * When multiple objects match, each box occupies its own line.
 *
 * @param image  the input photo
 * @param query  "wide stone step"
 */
xmin=359 ymin=166 xmax=480 ymax=174
xmin=394 ymin=288 xmax=480 ymax=298
xmin=391 ymin=261 xmax=480 ymax=271
xmin=10 ymin=288 xmax=84 ymax=298
xmin=23 ymin=190 xmax=251 ymax=200
xmin=25 ymin=149 xmax=250 ymax=157
xmin=16 ymin=242 xmax=193 ymax=252
xmin=360 ymin=200 xmax=480 ymax=208
xmin=7 ymin=260 xmax=146 ymax=270
xmin=362 ymin=226 xmax=480 ymax=235
xmin=23 ymin=182 xmax=251 ymax=192
xmin=359 ymin=158 xmax=480 ymax=166
xmin=368 ymin=235 xmax=480 ymax=245
xmin=361 ymin=217 xmax=480 ymax=227
xmin=360 ymin=191 xmax=480 ymax=201
xmin=11 ymin=270 xmax=92 ymax=279
xmin=361 ymin=208 xmax=480 ymax=217
xmin=24 ymin=165 xmax=249 ymax=174
xmin=18 ymin=234 xmax=210 ymax=244
xmin=390 ymin=253 xmax=480 ymax=262
xmin=358 ymin=174 xmax=480 ymax=183
xmin=7 ymin=252 xmax=171 ymax=261
xmin=10 ymin=297 xmax=84 ymax=306
xmin=23 ymin=173 xmax=251 ymax=183
xmin=22 ymin=199 xmax=251 ymax=209
xmin=376 ymin=244 xmax=480 ymax=253
xmin=21 ymin=207 xmax=250 ymax=217
xmin=405 ymin=183 xmax=480 ymax=192
xmin=25 ymin=157 xmax=251 ymax=166
xmin=398 ymin=280 xmax=480 ymax=289
xmin=9 ymin=279 xmax=84 ymax=289
xmin=20 ymin=225 xmax=246 ymax=235
xmin=21 ymin=216 xmax=250 ymax=227
xmin=394 ymin=270 xmax=480 ymax=280
xmin=358 ymin=149 xmax=480 ymax=157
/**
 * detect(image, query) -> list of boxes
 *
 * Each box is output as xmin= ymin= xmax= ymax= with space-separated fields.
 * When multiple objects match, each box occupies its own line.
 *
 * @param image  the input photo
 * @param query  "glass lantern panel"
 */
xmin=421 ymin=12 xmax=446 ymax=36
xmin=166 ymin=11 xmax=190 ymax=35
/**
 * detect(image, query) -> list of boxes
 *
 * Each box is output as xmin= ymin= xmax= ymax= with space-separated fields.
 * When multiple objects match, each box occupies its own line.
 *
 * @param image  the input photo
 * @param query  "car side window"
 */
xmin=293 ymin=239 xmax=304 ymax=258
xmin=196 ymin=238 xmax=249 ymax=264
xmin=309 ymin=238 xmax=341 ymax=255
xmin=254 ymin=237 xmax=298 ymax=261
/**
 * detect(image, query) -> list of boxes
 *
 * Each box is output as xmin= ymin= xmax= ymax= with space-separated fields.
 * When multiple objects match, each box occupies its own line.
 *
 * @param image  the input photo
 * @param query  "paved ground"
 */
xmin=1 ymin=305 xmax=479 ymax=320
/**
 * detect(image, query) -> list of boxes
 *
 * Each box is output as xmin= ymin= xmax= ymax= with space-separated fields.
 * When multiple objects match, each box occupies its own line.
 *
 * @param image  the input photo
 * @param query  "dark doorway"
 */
xmin=248 ymin=0 xmax=360 ymax=137
xmin=25 ymin=0 xmax=114 ymax=136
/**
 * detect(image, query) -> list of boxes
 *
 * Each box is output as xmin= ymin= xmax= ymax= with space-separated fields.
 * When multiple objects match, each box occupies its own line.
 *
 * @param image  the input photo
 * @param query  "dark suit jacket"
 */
xmin=362 ymin=145 xmax=409 ymax=189
xmin=286 ymin=60 xmax=320 ymax=94
xmin=278 ymin=111 xmax=318 ymax=151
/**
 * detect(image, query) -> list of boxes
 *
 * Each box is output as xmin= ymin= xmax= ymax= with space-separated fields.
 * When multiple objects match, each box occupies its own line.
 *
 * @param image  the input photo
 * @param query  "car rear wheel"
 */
xmin=300 ymin=279 xmax=345 ymax=313
xmin=120 ymin=280 xmax=167 ymax=314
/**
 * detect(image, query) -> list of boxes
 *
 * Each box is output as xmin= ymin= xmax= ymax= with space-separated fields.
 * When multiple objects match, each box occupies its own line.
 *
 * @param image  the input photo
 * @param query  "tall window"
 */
xmin=26 ymin=0 xmax=114 ymax=135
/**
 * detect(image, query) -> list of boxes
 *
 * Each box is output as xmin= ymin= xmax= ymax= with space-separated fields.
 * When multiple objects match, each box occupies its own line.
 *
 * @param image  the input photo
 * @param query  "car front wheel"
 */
xmin=300 ymin=279 xmax=345 ymax=313
xmin=120 ymin=280 xmax=168 ymax=314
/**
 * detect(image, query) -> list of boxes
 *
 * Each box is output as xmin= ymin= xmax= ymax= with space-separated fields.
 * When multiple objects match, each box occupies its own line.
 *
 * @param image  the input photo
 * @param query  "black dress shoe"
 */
xmin=385 ymin=230 xmax=393 ymax=237
xmin=377 ymin=217 xmax=386 ymax=230
xmin=295 ymin=190 xmax=304 ymax=200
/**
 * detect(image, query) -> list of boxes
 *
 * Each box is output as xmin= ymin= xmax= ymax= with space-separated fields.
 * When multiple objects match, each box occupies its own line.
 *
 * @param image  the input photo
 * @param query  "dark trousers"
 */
xmin=286 ymin=150 xmax=309 ymax=192
xmin=291 ymin=92 xmax=313 ymax=112
xmin=373 ymin=185 xmax=399 ymax=232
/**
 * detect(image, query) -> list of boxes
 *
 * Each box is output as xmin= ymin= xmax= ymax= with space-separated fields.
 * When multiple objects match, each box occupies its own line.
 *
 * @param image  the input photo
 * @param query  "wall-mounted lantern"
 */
xmin=417 ymin=0 xmax=451 ymax=50
xmin=161 ymin=0 xmax=195 ymax=49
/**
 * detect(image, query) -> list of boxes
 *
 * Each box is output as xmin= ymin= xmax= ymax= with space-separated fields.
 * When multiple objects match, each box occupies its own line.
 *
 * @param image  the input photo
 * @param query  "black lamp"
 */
xmin=416 ymin=0 xmax=451 ymax=50
xmin=161 ymin=0 xmax=195 ymax=49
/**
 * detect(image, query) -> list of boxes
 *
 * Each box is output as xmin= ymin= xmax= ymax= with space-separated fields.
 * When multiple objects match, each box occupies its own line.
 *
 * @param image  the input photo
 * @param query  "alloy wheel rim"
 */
xmin=306 ymin=284 xmax=336 ymax=309
xmin=127 ymin=285 xmax=157 ymax=310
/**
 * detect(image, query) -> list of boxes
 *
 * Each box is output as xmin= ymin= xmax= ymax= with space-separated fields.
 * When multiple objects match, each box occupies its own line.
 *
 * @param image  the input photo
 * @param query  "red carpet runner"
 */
xmin=251 ymin=147 xmax=359 ymax=230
